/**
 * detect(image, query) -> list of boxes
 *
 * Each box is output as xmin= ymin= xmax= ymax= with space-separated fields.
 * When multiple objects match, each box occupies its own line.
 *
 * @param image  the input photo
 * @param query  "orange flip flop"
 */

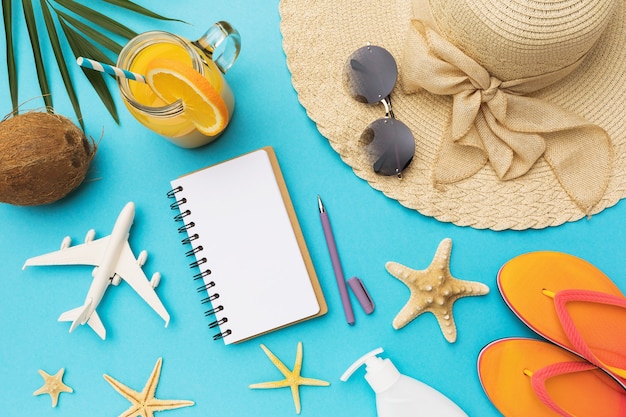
xmin=478 ymin=338 xmax=626 ymax=417
xmin=498 ymin=251 xmax=626 ymax=386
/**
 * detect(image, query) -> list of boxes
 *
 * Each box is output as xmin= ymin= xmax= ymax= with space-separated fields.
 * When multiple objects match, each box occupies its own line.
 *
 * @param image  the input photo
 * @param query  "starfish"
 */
xmin=386 ymin=238 xmax=489 ymax=343
xmin=103 ymin=357 xmax=194 ymax=417
xmin=249 ymin=342 xmax=329 ymax=414
xmin=33 ymin=368 xmax=73 ymax=407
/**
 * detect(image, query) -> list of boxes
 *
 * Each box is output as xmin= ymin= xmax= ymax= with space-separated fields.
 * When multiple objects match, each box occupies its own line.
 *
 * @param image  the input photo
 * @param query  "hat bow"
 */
xmin=401 ymin=20 xmax=613 ymax=213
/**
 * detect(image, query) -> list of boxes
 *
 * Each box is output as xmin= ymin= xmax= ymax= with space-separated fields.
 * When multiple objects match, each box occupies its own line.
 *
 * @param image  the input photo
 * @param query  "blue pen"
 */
xmin=318 ymin=195 xmax=355 ymax=325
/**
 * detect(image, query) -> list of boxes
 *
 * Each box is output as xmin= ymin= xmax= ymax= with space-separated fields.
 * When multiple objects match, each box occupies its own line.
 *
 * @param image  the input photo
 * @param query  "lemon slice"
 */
xmin=145 ymin=58 xmax=229 ymax=136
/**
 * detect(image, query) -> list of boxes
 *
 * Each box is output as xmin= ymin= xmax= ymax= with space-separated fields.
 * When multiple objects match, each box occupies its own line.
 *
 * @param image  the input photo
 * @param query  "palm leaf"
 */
xmin=103 ymin=0 xmax=187 ymax=23
xmin=2 ymin=0 xmax=18 ymax=115
xmin=59 ymin=18 xmax=119 ymax=123
xmin=53 ymin=0 xmax=137 ymax=39
xmin=53 ymin=8 xmax=123 ymax=54
xmin=40 ymin=0 xmax=84 ymax=129
xmin=5 ymin=1 xmax=182 ymax=128
xmin=22 ymin=0 xmax=53 ymax=110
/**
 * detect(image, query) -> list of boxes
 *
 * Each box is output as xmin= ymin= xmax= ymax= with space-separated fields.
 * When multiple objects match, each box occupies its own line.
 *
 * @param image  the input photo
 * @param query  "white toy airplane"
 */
xmin=23 ymin=202 xmax=170 ymax=340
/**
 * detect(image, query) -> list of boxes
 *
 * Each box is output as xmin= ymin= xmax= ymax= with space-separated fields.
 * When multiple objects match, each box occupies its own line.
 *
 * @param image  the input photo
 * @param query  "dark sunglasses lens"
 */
xmin=360 ymin=118 xmax=414 ymax=176
xmin=344 ymin=45 xmax=398 ymax=104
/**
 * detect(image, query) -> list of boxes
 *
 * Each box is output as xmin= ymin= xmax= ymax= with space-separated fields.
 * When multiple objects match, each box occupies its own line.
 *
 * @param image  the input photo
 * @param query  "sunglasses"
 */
xmin=344 ymin=45 xmax=415 ymax=177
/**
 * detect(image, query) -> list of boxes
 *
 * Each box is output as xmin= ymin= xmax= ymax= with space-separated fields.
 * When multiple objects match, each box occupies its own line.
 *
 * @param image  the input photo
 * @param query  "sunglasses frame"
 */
xmin=344 ymin=44 xmax=415 ymax=178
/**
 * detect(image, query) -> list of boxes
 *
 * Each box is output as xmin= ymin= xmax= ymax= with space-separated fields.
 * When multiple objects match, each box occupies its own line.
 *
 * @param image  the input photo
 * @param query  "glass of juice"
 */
xmin=116 ymin=21 xmax=241 ymax=148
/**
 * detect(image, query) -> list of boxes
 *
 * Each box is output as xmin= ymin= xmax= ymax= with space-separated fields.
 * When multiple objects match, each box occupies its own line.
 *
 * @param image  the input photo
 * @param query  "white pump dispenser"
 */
xmin=341 ymin=348 xmax=468 ymax=417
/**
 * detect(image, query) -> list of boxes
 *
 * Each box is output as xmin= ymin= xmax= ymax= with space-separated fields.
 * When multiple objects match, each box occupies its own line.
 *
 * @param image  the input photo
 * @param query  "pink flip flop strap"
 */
xmin=530 ymin=360 xmax=598 ymax=417
xmin=553 ymin=289 xmax=626 ymax=377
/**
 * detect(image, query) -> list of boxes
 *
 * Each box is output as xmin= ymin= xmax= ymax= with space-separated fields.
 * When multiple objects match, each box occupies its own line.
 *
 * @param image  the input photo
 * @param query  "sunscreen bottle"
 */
xmin=341 ymin=348 xmax=468 ymax=417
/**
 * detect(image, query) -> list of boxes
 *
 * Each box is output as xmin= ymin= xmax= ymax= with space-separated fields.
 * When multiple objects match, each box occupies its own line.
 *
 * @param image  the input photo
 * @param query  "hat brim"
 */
xmin=279 ymin=0 xmax=626 ymax=230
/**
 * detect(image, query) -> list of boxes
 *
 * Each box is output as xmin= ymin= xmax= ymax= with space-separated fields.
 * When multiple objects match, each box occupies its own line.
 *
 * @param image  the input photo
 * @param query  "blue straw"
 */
xmin=76 ymin=57 xmax=146 ymax=83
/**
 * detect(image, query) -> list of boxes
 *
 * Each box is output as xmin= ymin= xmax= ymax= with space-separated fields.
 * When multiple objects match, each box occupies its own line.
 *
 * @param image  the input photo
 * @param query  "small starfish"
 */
xmin=104 ymin=357 xmax=194 ymax=417
xmin=386 ymin=238 xmax=489 ymax=343
xmin=249 ymin=342 xmax=330 ymax=414
xmin=33 ymin=368 xmax=73 ymax=407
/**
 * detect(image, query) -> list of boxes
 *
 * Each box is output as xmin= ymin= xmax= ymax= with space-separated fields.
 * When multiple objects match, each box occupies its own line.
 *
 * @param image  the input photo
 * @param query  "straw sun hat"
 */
xmin=279 ymin=0 xmax=626 ymax=230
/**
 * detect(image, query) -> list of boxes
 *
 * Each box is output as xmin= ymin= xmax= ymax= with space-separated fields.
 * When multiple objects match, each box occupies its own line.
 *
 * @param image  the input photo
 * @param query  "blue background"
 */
xmin=2 ymin=2 xmax=625 ymax=416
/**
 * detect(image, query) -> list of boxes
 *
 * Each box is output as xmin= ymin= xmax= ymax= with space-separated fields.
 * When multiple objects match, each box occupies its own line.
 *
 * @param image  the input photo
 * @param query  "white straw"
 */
xmin=76 ymin=57 xmax=146 ymax=83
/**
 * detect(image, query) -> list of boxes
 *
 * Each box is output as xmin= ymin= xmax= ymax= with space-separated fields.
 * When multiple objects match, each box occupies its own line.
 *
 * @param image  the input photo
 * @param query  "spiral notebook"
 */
xmin=167 ymin=147 xmax=327 ymax=344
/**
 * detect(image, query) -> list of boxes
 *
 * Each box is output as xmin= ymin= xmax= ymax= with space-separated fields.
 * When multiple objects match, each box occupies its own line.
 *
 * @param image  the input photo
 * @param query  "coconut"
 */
xmin=0 ymin=111 xmax=97 ymax=206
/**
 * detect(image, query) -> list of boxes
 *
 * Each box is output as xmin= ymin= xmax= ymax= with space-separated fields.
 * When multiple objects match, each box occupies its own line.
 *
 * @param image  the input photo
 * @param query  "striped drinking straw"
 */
xmin=76 ymin=57 xmax=146 ymax=83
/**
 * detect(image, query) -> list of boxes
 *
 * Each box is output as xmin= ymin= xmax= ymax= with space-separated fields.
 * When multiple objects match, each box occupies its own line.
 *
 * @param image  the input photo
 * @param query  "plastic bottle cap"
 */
xmin=340 ymin=348 xmax=402 ymax=394
xmin=341 ymin=348 xmax=384 ymax=381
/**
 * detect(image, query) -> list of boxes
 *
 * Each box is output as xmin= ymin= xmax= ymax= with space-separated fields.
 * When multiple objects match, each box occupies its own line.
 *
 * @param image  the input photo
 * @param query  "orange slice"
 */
xmin=145 ymin=58 xmax=228 ymax=136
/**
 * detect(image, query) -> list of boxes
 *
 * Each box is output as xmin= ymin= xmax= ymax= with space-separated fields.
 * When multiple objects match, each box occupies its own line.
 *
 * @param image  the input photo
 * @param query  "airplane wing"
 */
xmin=23 ymin=236 xmax=110 ymax=269
xmin=115 ymin=242 xmax=170 ymax=326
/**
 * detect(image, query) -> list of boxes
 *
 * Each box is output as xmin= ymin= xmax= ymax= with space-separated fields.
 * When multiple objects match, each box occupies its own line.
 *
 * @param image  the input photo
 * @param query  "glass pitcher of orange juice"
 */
xmin=116 ymin=21 xmax=241 ymax=148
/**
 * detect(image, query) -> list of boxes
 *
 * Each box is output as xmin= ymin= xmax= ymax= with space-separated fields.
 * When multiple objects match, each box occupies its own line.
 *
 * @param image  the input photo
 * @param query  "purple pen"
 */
xmin=318 ymin=195 xmax=355 ymax=325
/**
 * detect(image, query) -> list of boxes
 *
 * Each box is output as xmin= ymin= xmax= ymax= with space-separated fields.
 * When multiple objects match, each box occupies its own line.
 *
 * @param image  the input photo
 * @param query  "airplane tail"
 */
xmin=58 ymin=299 xmax=106 ymax=340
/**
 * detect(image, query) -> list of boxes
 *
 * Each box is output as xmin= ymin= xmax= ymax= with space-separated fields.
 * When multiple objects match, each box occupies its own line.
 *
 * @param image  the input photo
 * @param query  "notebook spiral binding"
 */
xmin=167 ymin=186 xmax=232 ymax=341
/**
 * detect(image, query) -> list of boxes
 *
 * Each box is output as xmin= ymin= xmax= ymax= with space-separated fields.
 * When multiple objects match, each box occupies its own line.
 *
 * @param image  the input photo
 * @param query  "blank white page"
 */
xmin=170 ymin=148 xmax=324 ymax=344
